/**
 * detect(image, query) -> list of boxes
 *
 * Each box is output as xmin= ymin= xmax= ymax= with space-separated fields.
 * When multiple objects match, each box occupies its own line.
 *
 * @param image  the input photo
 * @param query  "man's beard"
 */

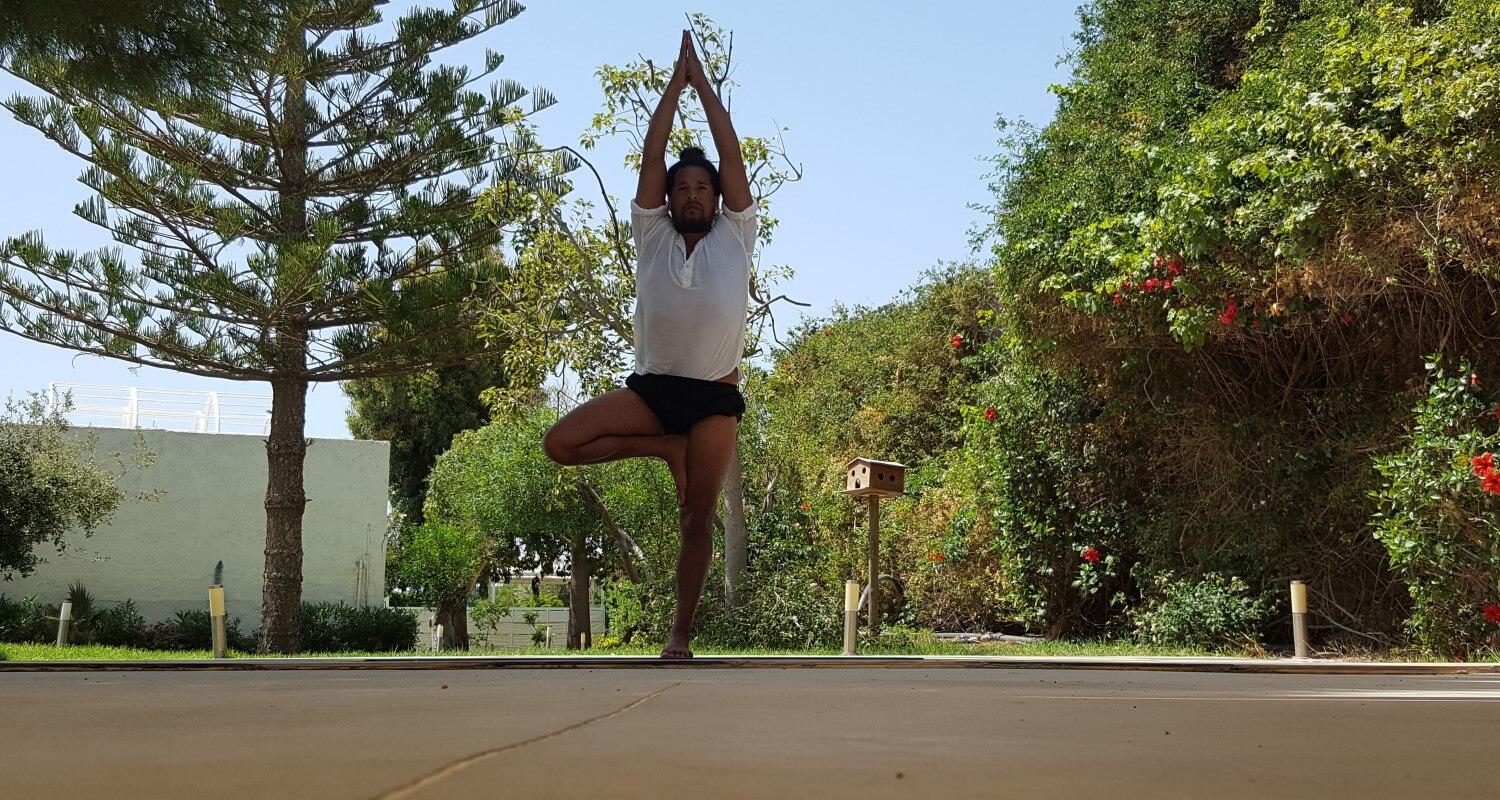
xmin=672 ymin=213 xmax=713 ymax=234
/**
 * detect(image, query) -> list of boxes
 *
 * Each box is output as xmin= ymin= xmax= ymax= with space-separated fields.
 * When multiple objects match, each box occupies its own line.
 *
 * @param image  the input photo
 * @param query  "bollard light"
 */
xmin=55 ymin=600 xmax=73 ymax=647
xmin=843 ymin=580 xmax=860 ymax=655
xmin=1290 ymin=580 xmax=1310 ymax=658
xmin=208 ymin=585 xmax=228 ymax=659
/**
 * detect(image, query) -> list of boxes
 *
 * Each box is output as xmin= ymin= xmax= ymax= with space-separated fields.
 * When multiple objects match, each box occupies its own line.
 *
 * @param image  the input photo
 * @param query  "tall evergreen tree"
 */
xmin=0 ymin=0 xmax=561 ymax=652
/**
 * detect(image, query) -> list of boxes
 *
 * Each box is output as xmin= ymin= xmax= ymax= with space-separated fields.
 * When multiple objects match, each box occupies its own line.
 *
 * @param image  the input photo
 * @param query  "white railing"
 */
xmin=46 ymin=383 xmax=272 ymax=435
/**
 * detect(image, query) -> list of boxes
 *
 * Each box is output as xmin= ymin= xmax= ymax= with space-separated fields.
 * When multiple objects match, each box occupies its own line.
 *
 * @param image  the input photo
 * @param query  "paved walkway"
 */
xmin=4 ymin=663 xmax=1498 ymax=798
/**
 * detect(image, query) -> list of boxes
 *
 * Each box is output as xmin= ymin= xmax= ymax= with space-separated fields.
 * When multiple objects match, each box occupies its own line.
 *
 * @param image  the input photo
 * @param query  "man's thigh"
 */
xmin=544 ymin=387 xmax=665 ymax=451
xmin=682 ymin=414 xmax=738 ymax=510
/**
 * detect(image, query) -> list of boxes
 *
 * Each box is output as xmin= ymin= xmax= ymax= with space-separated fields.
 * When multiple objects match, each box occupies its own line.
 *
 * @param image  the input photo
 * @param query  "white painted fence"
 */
xmin=46 ymin=383 xmax=272 ymax=435
xmin=400 ymin=607 xmax=607 ymax=650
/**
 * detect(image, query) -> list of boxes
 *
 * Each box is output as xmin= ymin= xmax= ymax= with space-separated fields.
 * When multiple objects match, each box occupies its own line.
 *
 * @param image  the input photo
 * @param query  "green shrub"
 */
xmin=0 ymin=594 xmax=53 ymax=643
xmin=937 ymin=352 xmax=1128 ymax=637
xmin=337 ymin=604 xmax=419 ymax=652
xmin=140 ymin=619 xmax=180 ymax=650
xmin=1372 ymin=357 xmax=1500 ymax=657
xmin=634 ymin=560 xmax=843 ymax=650
xmin=0 ymin=588 xmax=149 ymax=646
xmin=82 ymin=599 xmax=146 ymax=647
xmin=146 ymin=609 xmax=255 ymax=651
xmin=1129 ymin=572 xmax=1272 ymax=650
xmin=298 ymin=602 xmax=417 ymax=652
xmin=1 ymin=394 xmax=150 ymax=579
xmin=469 ymin=596 xmax=513 ymax=635
xmin=602 ymin=581 xmax=644 ymax=641
xmin=480 ymin=583 xmax=522 ymax=609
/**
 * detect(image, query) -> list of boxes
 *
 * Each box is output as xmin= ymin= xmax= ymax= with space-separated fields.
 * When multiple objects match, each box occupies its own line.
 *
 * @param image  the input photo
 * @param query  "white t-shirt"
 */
xmin=630 ymin=200 xmax=757 ymax=381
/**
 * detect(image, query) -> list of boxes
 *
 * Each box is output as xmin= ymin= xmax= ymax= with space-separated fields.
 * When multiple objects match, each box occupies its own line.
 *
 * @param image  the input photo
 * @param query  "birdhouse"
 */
xmin=843 ymin=457 xmax=906 ymax=498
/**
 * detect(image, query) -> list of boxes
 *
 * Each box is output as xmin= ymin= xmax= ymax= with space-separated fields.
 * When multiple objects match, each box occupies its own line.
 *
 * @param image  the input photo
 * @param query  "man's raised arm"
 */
xmin=682 ymin=34 xmax=753 ymax=214
xmin=635 ymin=32 xmax=691 ymax=210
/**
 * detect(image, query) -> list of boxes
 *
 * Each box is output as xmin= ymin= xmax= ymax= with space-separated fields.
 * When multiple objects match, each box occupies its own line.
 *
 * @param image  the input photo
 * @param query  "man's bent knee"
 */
xmin=541 ymin=426 xmax=576 ymax=466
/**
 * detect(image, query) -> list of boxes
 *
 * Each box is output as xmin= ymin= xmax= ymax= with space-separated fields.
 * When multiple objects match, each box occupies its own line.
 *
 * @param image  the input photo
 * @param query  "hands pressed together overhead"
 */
xmin=669 ymin=29 xmax=711 ymax=95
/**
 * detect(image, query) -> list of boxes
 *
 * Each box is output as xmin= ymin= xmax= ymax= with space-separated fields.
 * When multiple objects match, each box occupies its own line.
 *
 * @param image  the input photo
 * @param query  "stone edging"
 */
xmin=3 ymin=654 xmax=1498 ymax=675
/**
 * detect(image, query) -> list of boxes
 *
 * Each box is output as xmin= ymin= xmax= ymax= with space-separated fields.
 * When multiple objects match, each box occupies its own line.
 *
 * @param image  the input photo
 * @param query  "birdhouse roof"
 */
xmin=844 ymin=457 xmax=907 ymax=469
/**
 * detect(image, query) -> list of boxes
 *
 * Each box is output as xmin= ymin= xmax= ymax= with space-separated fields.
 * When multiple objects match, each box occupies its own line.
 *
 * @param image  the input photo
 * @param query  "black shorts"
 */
xmin=625 ymin=372 xmax=745 ymax=435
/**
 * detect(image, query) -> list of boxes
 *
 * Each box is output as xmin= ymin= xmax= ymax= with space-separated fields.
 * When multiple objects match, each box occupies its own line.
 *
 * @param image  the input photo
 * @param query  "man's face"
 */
xmin=668 ymin=165 xmax=717 ymax=234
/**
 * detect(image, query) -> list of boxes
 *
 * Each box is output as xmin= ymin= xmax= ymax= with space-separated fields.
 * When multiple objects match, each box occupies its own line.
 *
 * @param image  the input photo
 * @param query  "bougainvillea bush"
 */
xmin=1372 ymin=358 xmax=1500 ymax=657
xmin=971 ymin=0 xmax=1500 ymax=643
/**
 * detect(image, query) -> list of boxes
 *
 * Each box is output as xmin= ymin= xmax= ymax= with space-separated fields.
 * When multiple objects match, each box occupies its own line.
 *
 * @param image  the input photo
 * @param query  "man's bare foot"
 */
xmin=661 ymin=435 xmax=688 ymax=506
xmin=660 ymin=635 xmax=693 ymax=659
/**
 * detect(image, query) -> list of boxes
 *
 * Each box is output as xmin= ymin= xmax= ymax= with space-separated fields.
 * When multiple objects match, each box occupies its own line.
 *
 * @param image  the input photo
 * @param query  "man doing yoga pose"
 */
xmin=541 ymin=31 xmax=756 ymax=659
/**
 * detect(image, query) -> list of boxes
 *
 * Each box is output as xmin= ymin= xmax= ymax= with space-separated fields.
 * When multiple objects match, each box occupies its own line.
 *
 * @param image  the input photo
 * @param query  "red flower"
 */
xmin=926 ymin=550 xmax=946 ymax=563
xmin=1153 ymin=254 xmax=1165 ymax=270
xmin=1121 ymin=280 xmax=1134 ymax=291
xmin=1112 ymin=293 xmax=1125 ymax=306
xmin=1494 ymin=402 xmax=1500 ymax=421
xmin=1472 ymin=452 xmax=1495 ymax=477
xmin=950 ymin=334 xmax=963 ymax=349
xmin=1081 ymin=547 xmax=1101 ymax=564
xmin=1219 ymin=299 xmax=1238 ymax=326
xmin=1143 ymin=277 xmax=1162 ymax=292
xmin=798 ymin=501 xmax=810 ymax=512
xmin=1166 ymin=257 xmax=1185 ymax=277
xmin=1485 ymin=604 xmax=1500 ymax=624
xmin=1469 ymin=373 xmax=1480 ymax=388
xmin=1483 ymin=474 xmax=1500 ymax=495
xmin=1162 ymin=278 xmax=1174 ymax=291
xmin=984 ymin=406 xmax=997 ymax=421
xmin=1340 ymin=313 xmax=1355 ymax=326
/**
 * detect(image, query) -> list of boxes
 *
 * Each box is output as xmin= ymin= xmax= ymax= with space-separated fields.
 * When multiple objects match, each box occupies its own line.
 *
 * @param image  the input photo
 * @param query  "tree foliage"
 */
xmin=423 ymin=407 xmax=677 ymax=647
xmin=718 ymin=0 xmax=1500 ymax=648
xmin=345 ymin=355 xmax=509 ymax=524
xmin=0 ymin=0 xmax=256 ymax=95
xmin=971 ymin=0 xmax=1500 ymax=641
xmin=0 ymin=394 xmax=152 ymax=578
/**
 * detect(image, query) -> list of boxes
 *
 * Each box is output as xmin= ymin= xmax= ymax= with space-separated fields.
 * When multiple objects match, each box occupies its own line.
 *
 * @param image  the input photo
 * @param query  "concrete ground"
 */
xmin=3 ymin=663 xmax=1498 ymax=799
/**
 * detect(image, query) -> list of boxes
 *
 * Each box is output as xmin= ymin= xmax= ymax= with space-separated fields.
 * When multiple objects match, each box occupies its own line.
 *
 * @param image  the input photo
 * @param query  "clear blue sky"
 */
xmin=0 ymin=2 xmax=1080 ymax=438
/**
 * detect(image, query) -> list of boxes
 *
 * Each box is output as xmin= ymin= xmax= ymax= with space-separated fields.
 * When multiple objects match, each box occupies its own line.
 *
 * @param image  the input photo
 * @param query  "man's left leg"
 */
xmin=661 ymin=414 xmax=738 ymax=659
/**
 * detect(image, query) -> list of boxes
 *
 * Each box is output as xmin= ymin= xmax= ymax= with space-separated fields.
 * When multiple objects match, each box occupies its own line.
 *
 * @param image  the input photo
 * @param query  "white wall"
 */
xmin=5 ymin=427 xmax=389 ymax=631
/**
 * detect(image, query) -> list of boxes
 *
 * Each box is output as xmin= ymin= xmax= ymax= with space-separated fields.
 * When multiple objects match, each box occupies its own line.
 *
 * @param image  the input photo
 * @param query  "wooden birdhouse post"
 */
xmin=843 ymin=457 xmax=906 ymax=639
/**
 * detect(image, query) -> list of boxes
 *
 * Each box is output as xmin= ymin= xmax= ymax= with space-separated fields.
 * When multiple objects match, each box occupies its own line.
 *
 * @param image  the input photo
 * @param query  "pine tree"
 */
xmin=0 ymin=0 xmax=561 ymax=652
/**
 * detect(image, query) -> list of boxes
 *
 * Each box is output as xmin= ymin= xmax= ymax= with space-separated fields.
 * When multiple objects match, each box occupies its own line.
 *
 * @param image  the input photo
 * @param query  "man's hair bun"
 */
xmin=665 ymin=145 xmax=721 ymax=197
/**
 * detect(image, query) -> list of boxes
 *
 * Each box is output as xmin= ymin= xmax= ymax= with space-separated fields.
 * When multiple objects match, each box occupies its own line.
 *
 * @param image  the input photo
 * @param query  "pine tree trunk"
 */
xmin=567 ymin=536 xmax=591 ymax=649
xmin=260 ymin=377 xmax=308 ymax=653
xmin=723 ymin=448 xmax=748 ymax=607
xmin=259 ymin=23 xmax=311 ymax=654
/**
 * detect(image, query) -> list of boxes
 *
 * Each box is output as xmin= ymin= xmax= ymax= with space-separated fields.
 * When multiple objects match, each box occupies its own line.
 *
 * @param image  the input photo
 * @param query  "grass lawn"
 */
xmin=9 ymin=639 xmax=1490 ymax=663
xmin=3 ymin=639 xmax=1231 ymax=662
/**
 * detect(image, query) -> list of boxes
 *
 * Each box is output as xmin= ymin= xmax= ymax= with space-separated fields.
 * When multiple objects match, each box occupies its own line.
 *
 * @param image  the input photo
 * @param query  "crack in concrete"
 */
xmin=372 ymin=682 xmax=681 ymax=800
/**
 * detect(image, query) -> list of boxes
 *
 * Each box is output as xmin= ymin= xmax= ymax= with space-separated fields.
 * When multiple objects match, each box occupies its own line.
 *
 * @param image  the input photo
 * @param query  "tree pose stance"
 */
xmin=541 ymin=31 xmax=756 ymax=659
